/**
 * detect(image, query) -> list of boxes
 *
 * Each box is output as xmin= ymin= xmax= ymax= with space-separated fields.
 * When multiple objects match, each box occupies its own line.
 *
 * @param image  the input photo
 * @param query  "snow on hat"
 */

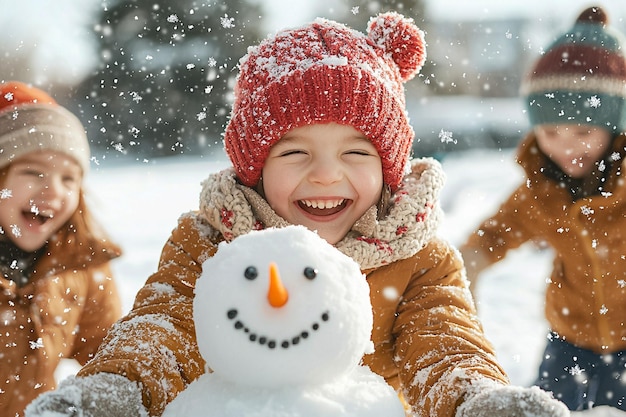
xmin=223 ymin=12 xmax=426 ymax=191
xmin=521 ymin=6 xmax=626 ymax=133
xmin=0 ymin=81 xmax=90 ymax=172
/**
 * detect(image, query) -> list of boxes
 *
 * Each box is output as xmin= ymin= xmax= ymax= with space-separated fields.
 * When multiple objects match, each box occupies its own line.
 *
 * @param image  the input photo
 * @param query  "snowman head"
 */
xmin=193 ymin=225 xmax=373 ymax=387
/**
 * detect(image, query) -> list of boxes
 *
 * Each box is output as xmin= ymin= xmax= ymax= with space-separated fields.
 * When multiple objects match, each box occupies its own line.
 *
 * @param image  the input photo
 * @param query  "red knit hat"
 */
xmin=223 ymin=12 xmax=426 ymax=191
xmin=0 ymin=81 xmax=90 ymax=172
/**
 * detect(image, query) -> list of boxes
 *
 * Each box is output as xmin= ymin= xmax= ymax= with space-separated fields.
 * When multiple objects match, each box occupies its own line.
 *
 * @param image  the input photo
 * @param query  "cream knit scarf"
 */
xmin=199 ymin=158 xmax=444 ymax=270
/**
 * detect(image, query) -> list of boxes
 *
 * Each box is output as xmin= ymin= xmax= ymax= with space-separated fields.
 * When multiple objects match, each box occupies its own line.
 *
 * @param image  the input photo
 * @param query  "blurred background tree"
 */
xmin=73 ymin=0 xmax=264 ymax=159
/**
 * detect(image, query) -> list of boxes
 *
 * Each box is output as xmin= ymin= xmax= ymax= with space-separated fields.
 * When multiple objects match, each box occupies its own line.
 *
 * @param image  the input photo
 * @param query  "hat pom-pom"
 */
xmin=0 ymin=81 xmax=57 ymax=114
xmin=577 ymin=6 xmax=608 ymax=26
xmin=367 ymin=12 xmax=426 ymax=81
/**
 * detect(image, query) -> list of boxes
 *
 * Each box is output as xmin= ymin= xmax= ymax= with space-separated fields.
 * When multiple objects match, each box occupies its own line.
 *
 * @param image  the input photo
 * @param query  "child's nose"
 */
xmin=308 ymin=156 xmax=342 ymax=184
xmin=39 ymin=177 xmax=65 ymax=200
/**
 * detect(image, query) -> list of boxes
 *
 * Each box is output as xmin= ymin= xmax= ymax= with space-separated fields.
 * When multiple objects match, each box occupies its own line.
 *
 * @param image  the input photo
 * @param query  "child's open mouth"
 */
xmin=298 ymin=199 xmax=347 ymax=216
xmin=23 ymin=209 xmax=54 ymax=226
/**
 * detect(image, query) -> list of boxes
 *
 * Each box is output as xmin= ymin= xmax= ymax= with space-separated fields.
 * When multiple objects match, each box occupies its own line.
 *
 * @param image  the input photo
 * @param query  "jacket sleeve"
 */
xmin=393 ymin=239 xmax=509 ymax=417
xmin=463 ymin=184 xmax=538 ymax=266
xmin=71 ymin=262 xmax=122 ymax=365
xmin=78 ymin=213 xmax=218 ymax=416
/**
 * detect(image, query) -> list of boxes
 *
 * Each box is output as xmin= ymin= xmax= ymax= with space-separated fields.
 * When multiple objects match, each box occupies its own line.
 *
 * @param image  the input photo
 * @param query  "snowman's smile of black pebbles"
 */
xmin=225 ymin=308 xmax=330 ymax=349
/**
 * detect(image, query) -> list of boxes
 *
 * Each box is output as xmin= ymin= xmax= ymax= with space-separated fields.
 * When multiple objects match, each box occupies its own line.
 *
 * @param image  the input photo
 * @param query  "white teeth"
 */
xmin=301 ymin=199 xmax=344 ymax=209
xmin=33 ymin=209 xmax=54 ymax=219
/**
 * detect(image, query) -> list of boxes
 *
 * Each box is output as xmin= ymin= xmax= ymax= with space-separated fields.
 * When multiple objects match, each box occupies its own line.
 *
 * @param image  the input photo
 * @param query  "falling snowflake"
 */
xmin=600 ymin=305 xmax=608 ymax=315
xmin=186 ymin=63 xmax=196 ymax=70
xmin=29 ymin=338 xmax=45 ymax=350
xmin=439 ymin=129 xmax=456 ymax=144
xmin=617 ymin=279 xmax=626 ymax=288
xmin=220 ymin=14 xmax=235 ymax=29
xmin=0 ymin=188 xmax=12 ymax=199
xmin=129 ymin=126 xmax=140 ymax=138
xmin=113 ymin=143 xmax=125 ymax=153
xmin=197 ymin=111 xmax=207 ymax=121
xmin=580 ymin=205 xmax=594 ymax=216
xmin=130 ymin=91 xmax=142 ymax=103
xmin=382 ymin=286 xmax=399 ymax=301
xmin=11 ymin=224 xmax=21 ymax=238
xmin=167 ymin=14 xmax=179 ymax=23
xmin=351 ymin=6 xmax=359 ymax=15
xmin=204 ymin=85 xmax=213 ymax=94
xmin=568 ymin=364 xmax=584 ymax=376
xmin=588 ymin=95 xmax=601 ymax=108
xmin=207 ymin=57 xmax=217 ymax=67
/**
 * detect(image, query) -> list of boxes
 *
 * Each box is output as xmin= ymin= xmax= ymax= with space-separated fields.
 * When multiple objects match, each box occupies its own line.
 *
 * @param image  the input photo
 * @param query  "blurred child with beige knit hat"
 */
xmin=0 ymin=81 xmax=123 ymax=417
xmin=461 ymin=5 xmax=626 ymax=412
xmin=27 ymin=13 xmax=566 ymax=417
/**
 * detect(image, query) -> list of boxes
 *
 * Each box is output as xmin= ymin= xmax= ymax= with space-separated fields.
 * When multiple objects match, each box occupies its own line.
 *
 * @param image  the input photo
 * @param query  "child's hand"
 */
xmin=456 ymin=385 xmax=569 ymax=417
xmin=24 ymin=373 xmax=148 ymax=417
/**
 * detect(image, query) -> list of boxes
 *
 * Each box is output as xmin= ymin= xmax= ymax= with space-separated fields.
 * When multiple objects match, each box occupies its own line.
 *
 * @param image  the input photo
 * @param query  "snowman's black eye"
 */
xmin=244 ymin=266 xmax=258 ymax=280
xmin=303 ymin=267 xmax=317 ymax=280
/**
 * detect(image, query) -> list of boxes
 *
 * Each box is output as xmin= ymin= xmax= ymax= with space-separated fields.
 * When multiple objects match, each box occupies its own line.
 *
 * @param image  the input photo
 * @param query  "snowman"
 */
xmin=162 ymin=225 xmax=406 ymax=417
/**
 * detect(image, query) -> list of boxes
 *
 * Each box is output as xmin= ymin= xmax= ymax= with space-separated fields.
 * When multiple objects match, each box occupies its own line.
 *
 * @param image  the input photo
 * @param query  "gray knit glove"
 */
xmin=456 ymin=385 xmax=570 ymax=417
xmin=24 ymin=373 xmax=148 ymax=417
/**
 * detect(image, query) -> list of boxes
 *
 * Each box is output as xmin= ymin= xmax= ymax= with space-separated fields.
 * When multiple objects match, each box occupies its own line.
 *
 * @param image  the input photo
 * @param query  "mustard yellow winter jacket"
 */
xmin=79 ymin=159 xmax=508 ymax=417
xmin=464 ymin=133 xmax=626 ymax=354
xmin=0 ymin=237 xmax=122 ymax=417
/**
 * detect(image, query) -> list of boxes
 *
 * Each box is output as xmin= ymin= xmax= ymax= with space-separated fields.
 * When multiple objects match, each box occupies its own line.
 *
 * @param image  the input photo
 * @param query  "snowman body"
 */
xmin=162 ymin=225 xmax=405 ymax=417
xmin=163 ymin=366 xmax=403 ymax=417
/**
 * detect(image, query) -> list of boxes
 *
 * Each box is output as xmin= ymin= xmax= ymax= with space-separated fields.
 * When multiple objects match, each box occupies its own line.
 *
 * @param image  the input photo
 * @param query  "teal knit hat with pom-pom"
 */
xmin=521 ymin=6 xmax=626 ymax=133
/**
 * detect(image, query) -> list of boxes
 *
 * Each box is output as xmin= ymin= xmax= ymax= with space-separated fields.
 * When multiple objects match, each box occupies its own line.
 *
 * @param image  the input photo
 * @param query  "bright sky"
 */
xmin=426 ymin=0 xmax=626 ymax=22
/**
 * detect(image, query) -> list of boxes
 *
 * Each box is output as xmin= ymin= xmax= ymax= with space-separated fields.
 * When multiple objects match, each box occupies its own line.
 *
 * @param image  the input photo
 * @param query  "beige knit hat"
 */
xmin=0 ymin=81 xmax=90 ymax=172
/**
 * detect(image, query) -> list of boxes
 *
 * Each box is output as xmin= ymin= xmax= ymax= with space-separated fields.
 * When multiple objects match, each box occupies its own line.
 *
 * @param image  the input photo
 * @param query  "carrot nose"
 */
xmin=267 ymin=262 xmax=289 ymax=308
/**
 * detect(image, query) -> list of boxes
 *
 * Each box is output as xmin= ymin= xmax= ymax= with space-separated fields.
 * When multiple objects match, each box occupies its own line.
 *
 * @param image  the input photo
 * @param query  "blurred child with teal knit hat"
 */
xmin=462 ymin=5 xmax=626 ymax=412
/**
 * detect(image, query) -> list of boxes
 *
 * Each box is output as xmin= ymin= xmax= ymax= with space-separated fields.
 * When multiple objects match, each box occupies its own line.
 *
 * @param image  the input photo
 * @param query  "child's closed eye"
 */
xmin=345 ymin=149 xmax=374 ymax=156
xmin=278 ymin=149 xmax=308 ymax=157
xmin=62 ymin=174 xmax=80 ymax=186
xmin=19 ymin=168 xmax=45 ymax=178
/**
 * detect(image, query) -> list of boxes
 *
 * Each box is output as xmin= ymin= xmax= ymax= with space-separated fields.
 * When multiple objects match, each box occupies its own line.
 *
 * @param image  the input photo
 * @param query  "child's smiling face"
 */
xmin=535 ymin=124 xmax=613 ymax=178
xmin=0 ymin=151 xmax=82 ymax=251
xmin=261 ymin=122 xmax=383 ymax=245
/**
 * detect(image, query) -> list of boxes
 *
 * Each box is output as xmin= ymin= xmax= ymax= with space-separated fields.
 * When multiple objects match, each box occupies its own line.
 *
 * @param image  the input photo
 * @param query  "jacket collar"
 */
xmin=0 ymin=237 xmax=45 ymax=287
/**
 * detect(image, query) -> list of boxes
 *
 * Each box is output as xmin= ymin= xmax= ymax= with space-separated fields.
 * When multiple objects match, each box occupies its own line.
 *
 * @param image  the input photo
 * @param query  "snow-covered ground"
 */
xmin=54 ymin=147 xmax=623 ymax=415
